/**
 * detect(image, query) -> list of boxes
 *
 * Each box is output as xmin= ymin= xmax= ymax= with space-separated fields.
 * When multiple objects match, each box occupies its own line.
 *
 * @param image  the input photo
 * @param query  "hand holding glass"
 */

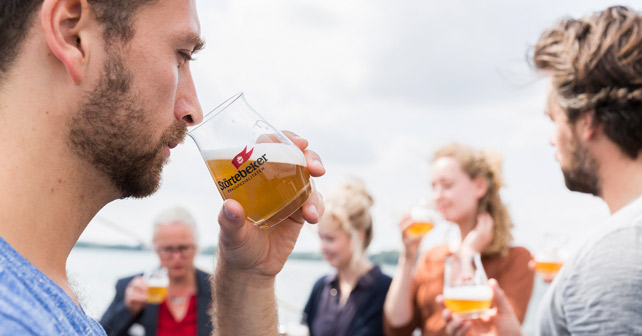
xmin=144 ymin=266 xmax=169 ymax=304
xmin=443 ymin=253 xmax=492 ymax=319
xmin=534 ymin=233 xmax=569 ymax=281
xmin=405 ymin=198 xmax=438 ymax=237
xmin=189 ymin=93 xmax=312 ymax=228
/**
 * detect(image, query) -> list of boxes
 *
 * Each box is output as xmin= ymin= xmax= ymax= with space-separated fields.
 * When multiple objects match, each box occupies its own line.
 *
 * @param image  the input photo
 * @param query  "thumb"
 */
xmin=489 ymin=278 xmax=514 ymax=315
xmin=218 ymin=199 xmax=246 ymax=239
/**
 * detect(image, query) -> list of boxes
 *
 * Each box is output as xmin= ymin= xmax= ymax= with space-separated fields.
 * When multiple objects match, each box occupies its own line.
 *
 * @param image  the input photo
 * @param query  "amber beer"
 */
xmin=205 ymin=143 xmax=311 ymax=228
xmin=406 ymin=207 xmax=434 ymax=237
xmin=405 ymin=221 xmax=434 ymax=236
xmin=147 ymin=286 xmax=168 ymax=304
xmin=535 ymin=257 xmax=564 ymax=276
xmin=405 ymin=200 xmax=435 ymax=237
xmin=443 ymin=285 xmax=493 ymax=318
xmin=145 ymin=267 xmax=169 ymax=304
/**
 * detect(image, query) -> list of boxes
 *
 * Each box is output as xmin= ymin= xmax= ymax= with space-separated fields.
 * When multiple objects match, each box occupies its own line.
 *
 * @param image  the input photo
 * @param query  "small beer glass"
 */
xmin=443 ymin=253 xmax=492 ymax=319
xmin=404 ymin=198 xmax=438 ymax=237
xmin=188 ymin=93 xmax=312 ymax=228
xmin=145 ymin=266 xmax=169 ymax=304
xmin=534 ymin=233 xmax=569 ymax=281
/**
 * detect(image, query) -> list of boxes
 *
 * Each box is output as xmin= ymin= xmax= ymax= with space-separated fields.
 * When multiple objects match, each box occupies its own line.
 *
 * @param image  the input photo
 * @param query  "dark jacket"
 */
xmin=100 ymin=269 xmax=213 ymax=336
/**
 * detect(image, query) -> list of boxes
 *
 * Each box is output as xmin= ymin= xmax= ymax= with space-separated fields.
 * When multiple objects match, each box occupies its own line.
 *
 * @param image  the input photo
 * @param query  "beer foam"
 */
xmin=443 ymin=285 xmax=492 ymax=301
xmin=203 ymin=142 xmax=306 ymax=166
xmin=410 ymin=207 xmax=435 ymax=222
xmin=534 ymin=254 xmax=565 ymax=263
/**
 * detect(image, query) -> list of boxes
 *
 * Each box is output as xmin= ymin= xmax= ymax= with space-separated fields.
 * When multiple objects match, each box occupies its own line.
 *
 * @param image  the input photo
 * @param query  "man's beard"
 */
xmin=562 ymin=133 xmax=601 ymax=196
xmin=68 ymin=51 xmax=186 ymax=198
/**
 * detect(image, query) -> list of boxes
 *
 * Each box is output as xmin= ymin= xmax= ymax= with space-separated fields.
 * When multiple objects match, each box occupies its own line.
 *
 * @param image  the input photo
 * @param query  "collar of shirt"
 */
xmin=324 ymin=265 xmax=382 ymax=293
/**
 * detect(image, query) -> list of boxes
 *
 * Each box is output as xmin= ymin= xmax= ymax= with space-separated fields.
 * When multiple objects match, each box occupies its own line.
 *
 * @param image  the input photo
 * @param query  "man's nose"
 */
xmin=175 ymin=65 xmax=203 ymax=126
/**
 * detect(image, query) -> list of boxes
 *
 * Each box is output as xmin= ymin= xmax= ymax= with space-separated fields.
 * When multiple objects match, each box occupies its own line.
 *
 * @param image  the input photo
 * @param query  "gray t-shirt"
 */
xmin=0 ymin=237 xmax=106 ymax=335
xmin=537 ymin=196 xmax=642 ymax=335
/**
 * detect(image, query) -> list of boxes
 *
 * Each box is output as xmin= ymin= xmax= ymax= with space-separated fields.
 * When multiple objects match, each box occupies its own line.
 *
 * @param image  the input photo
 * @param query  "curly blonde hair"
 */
xmin=533 ymin=6 xmax=642 ymax=159
xmin=323 ymin=180 xmax=375 ymax=251
xmin=433 ymin=143 xmax=513 ymax=256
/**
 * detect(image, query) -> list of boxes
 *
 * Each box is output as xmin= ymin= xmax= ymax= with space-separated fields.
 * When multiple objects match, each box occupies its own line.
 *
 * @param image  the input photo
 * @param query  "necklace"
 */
xmin=169 ymin=296 xmax=187 ymax=305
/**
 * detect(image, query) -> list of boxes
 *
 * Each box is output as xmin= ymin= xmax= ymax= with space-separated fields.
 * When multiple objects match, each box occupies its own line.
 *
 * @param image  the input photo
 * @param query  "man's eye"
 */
xmin=178 ymin=51 xmax=193 ymax=67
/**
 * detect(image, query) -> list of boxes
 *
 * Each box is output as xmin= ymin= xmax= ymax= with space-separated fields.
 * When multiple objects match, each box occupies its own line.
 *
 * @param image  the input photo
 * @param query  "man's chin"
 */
xmin=119 ymin=155 xmax=168 ymax=199
xmin=117 ymin=172 xmax=162 ymax=199
xmin=563 ymin=173 xmax=601 ymax=196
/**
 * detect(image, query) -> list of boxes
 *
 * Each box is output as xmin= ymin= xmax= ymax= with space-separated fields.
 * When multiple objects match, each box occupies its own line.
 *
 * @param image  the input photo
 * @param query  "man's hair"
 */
xmin=0 ymin=0 xmax=157 ymax=81
xmin=533 ymin=6 xmax=642 ymax=159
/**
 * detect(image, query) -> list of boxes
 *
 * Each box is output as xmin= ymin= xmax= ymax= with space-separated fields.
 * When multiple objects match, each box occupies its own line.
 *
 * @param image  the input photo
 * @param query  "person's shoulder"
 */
xmin=306 ymin=275 xmax=331 ymax=302
xmin=0 ymin=316 xmax=47 ymax=335
xmin=313 ymin=274 xmax=331 ymax=286
xmin=195 ymin=267 xmax=212 ymax=278
xmin=506 ymin=246 xmax=533 ymax=260
xmin=419 ymin=244 xmax=450 ymax=263
xmin=115 ymin=273 xmax=143 ymax=287
xmin=575 ymin=225 xmax=642 ymax=269
xmin=371 ymin=266 xmax=392 ymax=286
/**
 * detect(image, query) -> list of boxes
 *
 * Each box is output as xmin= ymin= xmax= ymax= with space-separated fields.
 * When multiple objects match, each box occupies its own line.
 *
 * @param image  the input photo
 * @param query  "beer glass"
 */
xmin=405 ymin=198 xmax=438 ymax=237
xmin=145 ymin=266 xmax=169 ymax=304
xmin=443 ymin=253 xmax=492 ymax=319
xmin=188 ymin=93 xmax=312 ymax=228
xmin=534 ymin=233 xmax=568 ymax=281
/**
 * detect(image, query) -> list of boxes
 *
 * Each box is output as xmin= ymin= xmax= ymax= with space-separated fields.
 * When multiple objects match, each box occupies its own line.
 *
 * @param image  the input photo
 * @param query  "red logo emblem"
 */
xmin=232 ymin=146 xmax=254 ymax=169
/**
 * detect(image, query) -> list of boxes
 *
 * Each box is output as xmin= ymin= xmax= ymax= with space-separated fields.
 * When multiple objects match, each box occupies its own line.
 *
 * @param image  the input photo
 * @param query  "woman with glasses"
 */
xmin=100 ymin=207 xmax=213 ymax=336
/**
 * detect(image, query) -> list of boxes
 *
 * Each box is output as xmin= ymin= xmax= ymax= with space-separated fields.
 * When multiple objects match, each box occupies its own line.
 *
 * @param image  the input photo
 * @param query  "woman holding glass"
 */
xmin=100 ymin=207 xmax=213 ymax=336
xmin=303 ymin=180 xmax=392 ymax=336
xmin=383 ymin=143 xmax=534 ymax=335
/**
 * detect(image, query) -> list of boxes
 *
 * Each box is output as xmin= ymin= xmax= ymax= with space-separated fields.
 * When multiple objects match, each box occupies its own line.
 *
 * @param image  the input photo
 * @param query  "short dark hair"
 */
xmin=533 ymin=6 xmax=642 ymax=159
xmin=0 ymin=0 xmax=157 ymax=82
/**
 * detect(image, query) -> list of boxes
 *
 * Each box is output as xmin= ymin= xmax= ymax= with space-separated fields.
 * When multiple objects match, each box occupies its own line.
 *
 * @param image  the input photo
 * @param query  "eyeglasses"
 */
xmin=156 ymin=244 xmax=195 ymax=257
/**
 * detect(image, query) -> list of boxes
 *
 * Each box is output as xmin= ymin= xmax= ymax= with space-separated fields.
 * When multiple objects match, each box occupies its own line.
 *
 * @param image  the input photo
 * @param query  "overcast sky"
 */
xmin=80 ymin=0 xmax=637 ymax=256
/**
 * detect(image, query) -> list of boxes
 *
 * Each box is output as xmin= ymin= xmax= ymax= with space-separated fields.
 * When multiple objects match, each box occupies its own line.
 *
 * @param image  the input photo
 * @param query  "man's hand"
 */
xmin=212 ymin=131 xmax=325 ymax=336
xmin=215 ymin=130 xmax=325 ymax=279
xmin=438 ymin=279 xmax=522 ymax=336
xmin=124 ymin=276 xmax=148 ymax=316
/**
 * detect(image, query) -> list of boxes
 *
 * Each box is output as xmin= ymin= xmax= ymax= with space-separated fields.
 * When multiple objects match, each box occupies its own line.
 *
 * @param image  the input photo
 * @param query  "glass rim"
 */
xmin=188 ymin=92 xmax=244 ymax=135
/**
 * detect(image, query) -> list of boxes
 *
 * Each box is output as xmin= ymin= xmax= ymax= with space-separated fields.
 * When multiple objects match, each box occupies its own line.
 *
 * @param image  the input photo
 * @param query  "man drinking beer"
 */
xmin=0 ymin=0 xmax=325 ymax=335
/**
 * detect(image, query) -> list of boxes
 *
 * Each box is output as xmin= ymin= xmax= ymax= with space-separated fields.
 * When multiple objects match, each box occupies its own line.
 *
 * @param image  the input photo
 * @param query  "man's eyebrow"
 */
xmin=192 ymin=37 xmax=205 ymax=54
xmin=180 ymin=32 xmax=206 ymax=54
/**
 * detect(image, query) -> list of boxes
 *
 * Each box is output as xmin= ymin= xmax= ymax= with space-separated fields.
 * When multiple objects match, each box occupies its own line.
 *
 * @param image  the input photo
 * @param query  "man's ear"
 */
xmin=41 ymin=0 xmax=93 ymax=84
xmin=577 ymin=110 xmax=597 ymax=141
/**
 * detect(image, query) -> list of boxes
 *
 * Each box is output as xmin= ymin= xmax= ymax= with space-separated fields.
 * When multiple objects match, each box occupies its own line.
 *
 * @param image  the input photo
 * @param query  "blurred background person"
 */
xmin=383 ymin=143 xmax=534 ymax=335
xmin=303 ymin=180 xmax=392 ymax=336
xmin=441 ymin=6 xmax=642 ymax=336
xmin=100 ymin=207 xmax=213 ymax=336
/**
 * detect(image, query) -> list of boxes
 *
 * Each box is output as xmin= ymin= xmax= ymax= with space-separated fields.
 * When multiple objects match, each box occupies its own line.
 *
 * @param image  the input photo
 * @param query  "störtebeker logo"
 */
xmin=232 ymin=146 xmax=254 ymax=169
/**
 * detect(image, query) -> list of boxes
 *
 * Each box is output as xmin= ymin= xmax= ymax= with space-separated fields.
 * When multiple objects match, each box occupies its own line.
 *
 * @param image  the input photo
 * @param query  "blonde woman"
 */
xmin=384 ymin=143 xmax=534 ymax=335
xmin=303 ymin=181 xmax=392 ymax=336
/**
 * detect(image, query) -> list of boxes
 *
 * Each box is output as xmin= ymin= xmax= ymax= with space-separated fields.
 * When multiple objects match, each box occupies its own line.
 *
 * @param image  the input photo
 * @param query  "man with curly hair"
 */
xmin=443 ymin=6 xmax=642 ymax=336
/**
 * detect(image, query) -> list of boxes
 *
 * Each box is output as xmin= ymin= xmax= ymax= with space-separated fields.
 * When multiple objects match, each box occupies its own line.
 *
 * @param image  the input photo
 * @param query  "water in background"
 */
xmin=67 ymin=247 xmax=547 ymax=335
